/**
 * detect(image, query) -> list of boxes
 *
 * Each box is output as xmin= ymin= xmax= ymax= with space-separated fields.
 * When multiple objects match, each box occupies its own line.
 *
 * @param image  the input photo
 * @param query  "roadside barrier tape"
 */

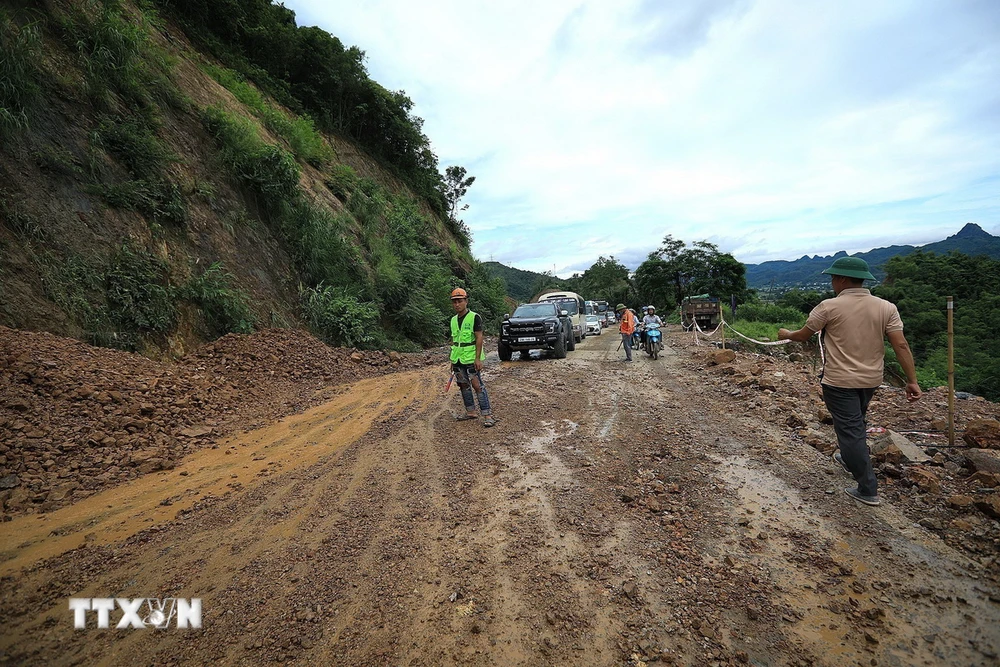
xmin=721 ymin=321 xmax=791 ymax=347
xmin=687 ymin=314 xmax=823 ymax=356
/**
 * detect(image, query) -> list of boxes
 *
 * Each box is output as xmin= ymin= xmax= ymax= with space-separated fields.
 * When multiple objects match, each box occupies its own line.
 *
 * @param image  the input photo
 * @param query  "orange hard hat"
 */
xmin=450 ymin=288 xmax=468 ymax=300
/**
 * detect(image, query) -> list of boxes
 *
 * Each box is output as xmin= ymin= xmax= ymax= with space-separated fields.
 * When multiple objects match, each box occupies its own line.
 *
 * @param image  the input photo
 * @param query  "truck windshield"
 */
xmin=549 ymin=299 xmax=578 ymax=315
xmin=513 ymin=303 xmax=556 ymax=317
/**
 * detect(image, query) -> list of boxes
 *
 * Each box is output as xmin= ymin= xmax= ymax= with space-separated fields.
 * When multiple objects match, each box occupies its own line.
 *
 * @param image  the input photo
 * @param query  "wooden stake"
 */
xmin=947 ymin=296 xmax=955 ymax=447
xmin=719 ymin=302 xmax=725 ymax=350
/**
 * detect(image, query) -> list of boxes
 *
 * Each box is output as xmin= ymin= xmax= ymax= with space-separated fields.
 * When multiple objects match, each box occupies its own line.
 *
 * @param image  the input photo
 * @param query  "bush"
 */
xmin=300 ymin=283 xmax=378 ymax=348
xmin=92 ymin=114 xmax=173 ymax=179
xmin=104 ymin=244 xmax=175 ymax=347
xmin=180 ymin=262 xmax=255 ymax=337
xmin=324 ymin=164 xmax=357 ymax=200
xmin=60 ymin=1 xmax=175 ymax=109
xmin=0 ymin=10 xmax=42 ymax=137
xmin=205 ymin=64 xmax=332 ymax=166
xmin=279 ymin=200 xmax=360 ymax=288
xmin=734 ymin=303 xmax=805 ymax=324
xmin=201 ymin=104 xmax=300 ymax=212
xmin=99 ymin=179 xmax=185 ymax=224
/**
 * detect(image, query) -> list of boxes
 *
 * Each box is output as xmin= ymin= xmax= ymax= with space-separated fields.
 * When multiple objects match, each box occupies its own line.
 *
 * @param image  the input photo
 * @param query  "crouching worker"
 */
xmin=449 ymin=288 xmax=496 ymax=427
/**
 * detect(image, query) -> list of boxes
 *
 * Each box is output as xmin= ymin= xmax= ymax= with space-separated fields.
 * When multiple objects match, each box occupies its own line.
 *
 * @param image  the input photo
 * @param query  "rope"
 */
xmin=721 ymin=321 xmax=792 ymax=347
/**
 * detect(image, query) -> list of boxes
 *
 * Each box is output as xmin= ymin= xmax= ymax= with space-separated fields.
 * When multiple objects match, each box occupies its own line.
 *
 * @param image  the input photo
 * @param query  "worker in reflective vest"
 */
xmin=449 ymin=288 xmax=495 ymax=427
xmin=616 ymin=303 xmax=635 ymax=362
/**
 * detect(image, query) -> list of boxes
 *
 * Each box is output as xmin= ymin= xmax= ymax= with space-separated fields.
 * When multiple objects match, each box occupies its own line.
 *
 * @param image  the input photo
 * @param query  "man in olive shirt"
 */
xmin=778 ymin=257 xmax=921 ymax=506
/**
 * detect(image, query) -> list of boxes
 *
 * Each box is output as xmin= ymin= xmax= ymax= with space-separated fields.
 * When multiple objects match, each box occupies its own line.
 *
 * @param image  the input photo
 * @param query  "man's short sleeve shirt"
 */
xmin=804 ymin=288 xmax=904 ymax=388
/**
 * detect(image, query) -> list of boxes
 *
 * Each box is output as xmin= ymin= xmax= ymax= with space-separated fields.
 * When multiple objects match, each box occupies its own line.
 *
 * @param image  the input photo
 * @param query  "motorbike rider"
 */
xmin=642 ymin=306 xmax=663 ymax=352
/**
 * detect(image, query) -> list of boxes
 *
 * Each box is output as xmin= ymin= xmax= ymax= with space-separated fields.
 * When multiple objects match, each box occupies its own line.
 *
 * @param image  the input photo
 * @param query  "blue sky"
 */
xmin=282 ymin=0 xmax=1000 ymax=276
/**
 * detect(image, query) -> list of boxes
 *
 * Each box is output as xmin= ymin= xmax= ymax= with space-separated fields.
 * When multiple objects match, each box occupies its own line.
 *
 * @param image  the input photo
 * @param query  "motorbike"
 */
xmin=644 ymin=323 xmax=663 ymax=359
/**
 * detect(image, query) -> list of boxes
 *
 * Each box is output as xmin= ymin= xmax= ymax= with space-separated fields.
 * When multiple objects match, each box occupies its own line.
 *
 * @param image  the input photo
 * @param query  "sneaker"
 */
xmin=832 ymin=451 xmax=851 ymax=475
xmin=844 ymin=487 xmax=881 ymax=506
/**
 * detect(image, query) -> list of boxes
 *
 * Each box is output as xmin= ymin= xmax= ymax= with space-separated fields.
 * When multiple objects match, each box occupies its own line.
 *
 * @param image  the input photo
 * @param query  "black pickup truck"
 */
xmin=498 ymin=302 xmax=575 ymax=360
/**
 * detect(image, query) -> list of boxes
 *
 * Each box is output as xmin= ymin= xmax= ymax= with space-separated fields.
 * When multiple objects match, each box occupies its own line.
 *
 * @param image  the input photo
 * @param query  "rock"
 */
xmin=786 ymin=414 xmax=807 ymax=428
xmin=350 ymin=352 xmax=364 ymax=363
xmin=963 ymin=420 xmax=1000 ymax=449
xmin=965 ymin=450 xmax=1000 ymax=476
xmin=880 ymin=431 xmax=931 ymax=463
xmin=968 ymin=471 xmax=998 ymax=488
xmin=947 ymin=495 xmax=975 ymax=510
xmin=974 ymin=495 xmax=1000 ymax=519
xmin=47 ymin=483 xmax=77 ymax=502
xmin=710 ymin=349 xmax=736 ymax=365
xmin=872 ymin=441 xmax=904 ymax=464
xmin=0 ymin=474 xmax=19 ymax=490
xmin=388 ymin=351 xmax=403 ymax=363
xmin=929 ymin=418 xmax=947 ymax=431
xmin=787 ymin=353 xmax=803 ymax=362
xmin=179 ymin=426 xmax=214 ymax=438
xmin=907 ymin=468 xmax=941 ymax=494
xmin=950 ymin=519 xmax=975 ymax=532
xmin=622 ymin=581 xmax=638 ymax=599
xmin=817 ymin=408 xmax=833 ymax=425
xmin=6 ymin=399 xmax=30 ymax=412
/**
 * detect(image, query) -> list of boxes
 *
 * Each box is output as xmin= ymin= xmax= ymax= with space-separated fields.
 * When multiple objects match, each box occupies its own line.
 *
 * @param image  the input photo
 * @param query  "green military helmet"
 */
xmin=821 ymin=256 xmax=876 ymax=281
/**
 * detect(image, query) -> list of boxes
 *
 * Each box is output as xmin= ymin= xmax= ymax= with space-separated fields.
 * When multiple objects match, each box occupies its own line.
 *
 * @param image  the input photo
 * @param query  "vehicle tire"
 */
xmin=567 ymin=331 xmax=576 ymax=351
xmin=498 ymin=341 xmax=512 ymax=361
xmin=652 ymin=346 xmax=659 ymax=360
xmin=554 ymin=331 xmax=567 ymax=359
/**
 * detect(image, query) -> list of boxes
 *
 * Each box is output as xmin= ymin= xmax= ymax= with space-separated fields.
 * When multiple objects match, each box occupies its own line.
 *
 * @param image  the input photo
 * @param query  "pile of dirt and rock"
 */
xmin=669 ymin=329 xmax=1000 ymax=562
xmin=0 ymin=326 xmax=447 ymax=518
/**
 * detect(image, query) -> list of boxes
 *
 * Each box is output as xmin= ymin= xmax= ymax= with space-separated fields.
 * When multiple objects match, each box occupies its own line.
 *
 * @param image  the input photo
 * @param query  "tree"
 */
xmin=633 ymin=235 xmax=748 ymax=308
xmin=442 ymin=165 xmax=475 ymax=223
xmin=579 ymin=256 xmax=632 ymax=305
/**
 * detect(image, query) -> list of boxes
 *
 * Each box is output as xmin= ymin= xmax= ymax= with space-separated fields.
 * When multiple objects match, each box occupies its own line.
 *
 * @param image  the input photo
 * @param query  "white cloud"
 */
xmin=285 ymin=0 xmax=1000 ymax=276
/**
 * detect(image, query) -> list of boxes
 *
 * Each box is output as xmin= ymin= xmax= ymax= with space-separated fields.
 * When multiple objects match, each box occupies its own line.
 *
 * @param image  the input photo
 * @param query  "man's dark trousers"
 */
xmin=822 ymin=384 xmax=878 ymax=496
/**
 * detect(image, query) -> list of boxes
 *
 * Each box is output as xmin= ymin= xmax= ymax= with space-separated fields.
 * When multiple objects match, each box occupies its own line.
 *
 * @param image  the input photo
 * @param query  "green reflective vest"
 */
xmin=450 ymin=310 xmax=484 ymax=364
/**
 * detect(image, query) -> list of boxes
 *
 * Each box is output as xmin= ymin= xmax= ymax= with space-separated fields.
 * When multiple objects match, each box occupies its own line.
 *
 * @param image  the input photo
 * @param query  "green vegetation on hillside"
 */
xmin=0 ymin=0 xmax=496 ymax=353
xmin=153 ymin=0 xmax=449 ymax=214
xmin=0 ymin=9 xmax=43 ymax=137
xmin=874 ymin=251 xmax=1000 ymax=401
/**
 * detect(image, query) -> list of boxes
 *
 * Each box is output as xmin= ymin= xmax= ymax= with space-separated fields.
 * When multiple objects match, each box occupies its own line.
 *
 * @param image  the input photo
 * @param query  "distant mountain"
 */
xmin=483 ymin=261 xmax=558 ymax=302
xmin=745 ymin=223 xmax=1000 ymax=288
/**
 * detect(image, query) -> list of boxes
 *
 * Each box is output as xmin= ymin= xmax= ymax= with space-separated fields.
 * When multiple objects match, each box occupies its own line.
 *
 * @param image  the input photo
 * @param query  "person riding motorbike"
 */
xmin=642 ymin=306 xmax=663 ymax=354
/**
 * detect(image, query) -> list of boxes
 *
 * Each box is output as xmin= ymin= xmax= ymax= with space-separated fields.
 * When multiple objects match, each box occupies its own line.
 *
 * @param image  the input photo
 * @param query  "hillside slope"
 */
xmin=0 ymin=0 xmax=498 ymax=355
xmin=745 ymin=223 xmax=1000 ymax=288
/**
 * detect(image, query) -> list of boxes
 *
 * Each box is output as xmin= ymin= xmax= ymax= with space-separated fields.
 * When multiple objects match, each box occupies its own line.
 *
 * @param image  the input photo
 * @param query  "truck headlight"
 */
xmin=546 ymin=322 xmax=555 ymax=333
xmin=502 ymin=324 xmax=509 ymax=335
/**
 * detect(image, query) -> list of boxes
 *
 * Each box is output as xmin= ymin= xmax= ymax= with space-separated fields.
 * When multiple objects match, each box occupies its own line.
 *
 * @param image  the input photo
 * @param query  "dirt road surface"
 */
xmin=2 ymin=330 xmax=998 ymax=666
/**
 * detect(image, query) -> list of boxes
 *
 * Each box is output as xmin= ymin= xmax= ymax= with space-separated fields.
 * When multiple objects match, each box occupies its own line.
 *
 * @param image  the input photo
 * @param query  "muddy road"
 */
xmin=2 ymin=330 xmax=998 ymax=666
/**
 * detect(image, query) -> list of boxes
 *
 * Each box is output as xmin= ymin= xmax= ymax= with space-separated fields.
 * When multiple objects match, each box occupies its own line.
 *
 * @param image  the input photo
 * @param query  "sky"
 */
xmin=282 ymin=0 xmax=1000 ymax=277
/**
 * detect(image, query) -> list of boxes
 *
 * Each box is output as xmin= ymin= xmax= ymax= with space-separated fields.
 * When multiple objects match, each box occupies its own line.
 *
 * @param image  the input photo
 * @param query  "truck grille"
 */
xmin=510 ymin=324 xmax=545 ymax=334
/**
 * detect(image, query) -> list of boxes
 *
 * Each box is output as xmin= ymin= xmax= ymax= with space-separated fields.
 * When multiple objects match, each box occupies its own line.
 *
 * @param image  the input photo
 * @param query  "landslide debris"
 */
xmin=669 ymin=329 xmax=1000 ymax=565
xmin=0 ymin=326 xmax=446 ymax=517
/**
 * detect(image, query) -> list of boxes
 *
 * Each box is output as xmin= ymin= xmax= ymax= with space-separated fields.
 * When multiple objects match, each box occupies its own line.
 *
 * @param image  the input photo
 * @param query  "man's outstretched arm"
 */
xmin=777 ymin=325 xmax=816 ymax=343
xmin=887 ymin=330 xmax=921 ymax=401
